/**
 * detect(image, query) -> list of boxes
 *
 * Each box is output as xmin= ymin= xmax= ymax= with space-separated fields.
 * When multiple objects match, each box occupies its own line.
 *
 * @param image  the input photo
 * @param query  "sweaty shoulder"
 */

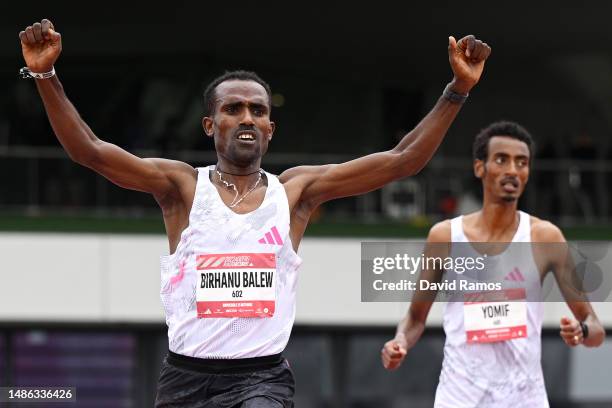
xmin=428 ymin=220 xmax=452 ymax=243
xmin=530 ymin=216 xmax=565 ymax=243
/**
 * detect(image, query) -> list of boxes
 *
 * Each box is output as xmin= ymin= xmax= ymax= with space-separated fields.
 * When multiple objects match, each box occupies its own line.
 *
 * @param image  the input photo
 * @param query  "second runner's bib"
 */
xmin=463 ymin=288 xmax=527 ymax=343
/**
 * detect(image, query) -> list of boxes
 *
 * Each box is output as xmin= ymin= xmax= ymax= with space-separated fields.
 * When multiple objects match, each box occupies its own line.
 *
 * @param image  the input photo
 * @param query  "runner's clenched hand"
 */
xmin=448 ymin=34 xmax=491 ymax=94
xmin=381 ymin=337 xmax=408 ymax=371
xmin=560 ymin=316 xmax=583 ymax=347
xmin=19 ymin=18 xmax=62 ymax=73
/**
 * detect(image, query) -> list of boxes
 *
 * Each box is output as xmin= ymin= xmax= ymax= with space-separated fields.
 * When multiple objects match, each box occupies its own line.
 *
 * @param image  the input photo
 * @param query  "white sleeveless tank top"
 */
xmin=159 ymin=166 xmax=302 ymax=359
xmin=434 ymin=211 xmax=549 ymax=408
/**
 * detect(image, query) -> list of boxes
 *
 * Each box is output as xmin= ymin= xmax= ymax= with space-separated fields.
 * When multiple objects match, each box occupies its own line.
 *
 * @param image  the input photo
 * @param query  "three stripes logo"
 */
xmin=504 ymin=267 xmax=525 ymax=282
xmin=258 ymin=226 xmax=284 ymax=246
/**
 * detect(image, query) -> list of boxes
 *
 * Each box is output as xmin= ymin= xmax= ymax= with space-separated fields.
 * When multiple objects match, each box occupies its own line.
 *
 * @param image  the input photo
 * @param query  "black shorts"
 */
xmin=154 ymin=351 xmax=295 ymax=408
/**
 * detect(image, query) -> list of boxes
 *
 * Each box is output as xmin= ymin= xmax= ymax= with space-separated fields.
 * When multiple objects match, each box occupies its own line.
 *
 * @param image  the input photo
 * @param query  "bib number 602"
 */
xmin=232 ymin=290 xmax=243 ymax=298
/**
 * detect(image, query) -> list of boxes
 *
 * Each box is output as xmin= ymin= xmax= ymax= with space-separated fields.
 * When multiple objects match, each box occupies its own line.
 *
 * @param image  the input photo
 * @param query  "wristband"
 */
xmin=19 ymin=66 xmax=56 ymax=79
xmin=580 ymin=321 xmax=589 ymax=339
xmin=442 ymin=83 xmax=469 ymax=104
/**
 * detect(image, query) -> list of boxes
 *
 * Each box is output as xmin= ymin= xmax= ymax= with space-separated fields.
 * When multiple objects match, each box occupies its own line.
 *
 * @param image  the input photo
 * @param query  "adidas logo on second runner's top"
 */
xmin=258 ymin=226 xmax=284 ymax=246
xmin=504 ymin=267 xmax=525 ymax=282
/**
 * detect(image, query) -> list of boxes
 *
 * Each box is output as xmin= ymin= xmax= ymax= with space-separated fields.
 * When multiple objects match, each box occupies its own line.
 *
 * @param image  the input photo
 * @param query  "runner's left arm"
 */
xmin=537 ymin=222 xmax=606 ymax=347
xmin=281 ymin=35 xmax=491 ymax=208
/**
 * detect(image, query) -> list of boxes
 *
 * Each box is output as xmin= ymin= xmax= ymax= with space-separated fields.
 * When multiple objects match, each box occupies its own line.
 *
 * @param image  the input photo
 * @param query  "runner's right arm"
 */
xmin=19 ymin=19 xmax=194 ymax=201
xmin=381 ymin=221 xmax=450 ymax=370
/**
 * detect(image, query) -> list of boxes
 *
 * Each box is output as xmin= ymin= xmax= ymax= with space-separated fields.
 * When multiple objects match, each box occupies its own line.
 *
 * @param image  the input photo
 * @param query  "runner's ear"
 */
xmin=474 ymin=159 xmax=484 ymax=179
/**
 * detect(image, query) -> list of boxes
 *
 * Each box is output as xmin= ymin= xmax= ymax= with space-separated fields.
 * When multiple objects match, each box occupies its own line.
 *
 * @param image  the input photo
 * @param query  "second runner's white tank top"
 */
xmin=434 ymin=211 xmax=549 ymax=408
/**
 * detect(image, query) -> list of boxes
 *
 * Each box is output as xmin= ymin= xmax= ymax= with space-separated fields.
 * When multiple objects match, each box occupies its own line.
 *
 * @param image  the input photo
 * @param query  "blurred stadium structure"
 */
xmin=1 ymin=149 xmax=611 ymax=227
xmin=1 ymin=2 xmax=612 ymax=407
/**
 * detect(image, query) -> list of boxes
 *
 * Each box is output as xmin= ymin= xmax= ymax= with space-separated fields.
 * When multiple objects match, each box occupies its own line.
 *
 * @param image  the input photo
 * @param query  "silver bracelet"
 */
xmin=442 ymin=83 xmax=469 ymax=104
xmin=19 ymin=66 xmax=56 ymax=79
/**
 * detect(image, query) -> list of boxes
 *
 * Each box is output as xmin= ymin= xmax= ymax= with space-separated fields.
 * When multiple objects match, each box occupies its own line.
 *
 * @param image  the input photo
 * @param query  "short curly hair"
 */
xmin=203 ymin=70 xmax=272 ymax=117
xmin=472 ymin=121 xmax=534 ymax=161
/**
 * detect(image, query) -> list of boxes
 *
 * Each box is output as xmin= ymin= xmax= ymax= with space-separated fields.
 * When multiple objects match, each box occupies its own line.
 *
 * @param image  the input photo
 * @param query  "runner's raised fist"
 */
xmin=19 ymin=19 xmax=62 ymax=73
xmin=447 ymin=34 xmax=491 ymax=94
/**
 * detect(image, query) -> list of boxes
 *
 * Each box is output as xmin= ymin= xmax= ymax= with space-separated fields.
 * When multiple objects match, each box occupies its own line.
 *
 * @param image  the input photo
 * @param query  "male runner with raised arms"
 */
xmin=19 ymin=18 xmax=491 ymax=407
xmin=381 ymin=121 xmax=606 ymax=407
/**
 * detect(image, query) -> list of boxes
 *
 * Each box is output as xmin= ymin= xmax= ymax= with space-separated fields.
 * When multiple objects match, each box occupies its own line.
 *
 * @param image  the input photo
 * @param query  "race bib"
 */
xmin=196 ymin=253 xmax=276 ymax=318
xmin=463 ymin=288 xmax=527 ymax=343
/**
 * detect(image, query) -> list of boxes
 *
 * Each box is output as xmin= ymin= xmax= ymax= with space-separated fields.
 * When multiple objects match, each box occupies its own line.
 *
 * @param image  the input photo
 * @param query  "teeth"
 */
xmin=238 ymin=134 xmax=254 ymax=140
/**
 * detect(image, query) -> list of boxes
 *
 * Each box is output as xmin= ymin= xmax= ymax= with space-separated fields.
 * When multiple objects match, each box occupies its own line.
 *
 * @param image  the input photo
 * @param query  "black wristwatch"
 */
xmin=580 ymin=321 xmax=589 ymax=339
xmin=442 ymin=83 xmax=469 ymax=104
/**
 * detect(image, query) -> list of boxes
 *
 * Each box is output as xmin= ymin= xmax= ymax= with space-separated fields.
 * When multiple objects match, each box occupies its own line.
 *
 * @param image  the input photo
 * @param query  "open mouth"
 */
xmin=236 ymin=131 xmax=257 ymax=142
xmin=500 ymin=178 xmax=519 ymax=193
